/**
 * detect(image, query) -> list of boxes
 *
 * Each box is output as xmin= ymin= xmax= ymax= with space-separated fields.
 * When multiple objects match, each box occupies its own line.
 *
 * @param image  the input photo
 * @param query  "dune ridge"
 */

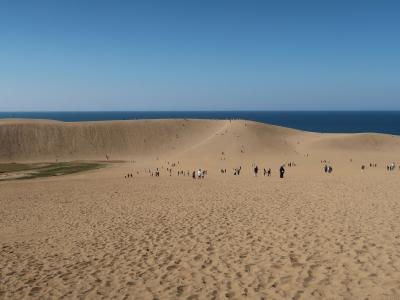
xmin=1 ymin=118 xmax=400 ymax=162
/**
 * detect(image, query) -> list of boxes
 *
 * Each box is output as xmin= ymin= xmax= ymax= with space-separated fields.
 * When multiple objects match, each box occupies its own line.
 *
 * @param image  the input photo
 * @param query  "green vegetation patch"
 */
xmin=0 ymin=163 xmax=38 ymax=173
xmin=0 ymin=161 xmax=105 ymax=181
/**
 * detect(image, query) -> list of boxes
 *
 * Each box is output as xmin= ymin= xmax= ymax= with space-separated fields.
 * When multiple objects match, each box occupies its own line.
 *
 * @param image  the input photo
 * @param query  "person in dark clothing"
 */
xmin=279 ymin=165 xmax=285 ymax=178
xmin=254 ymin=166 xmax=259 ymax=177
xmin=267 ymin=168 xmax=271 ymax=176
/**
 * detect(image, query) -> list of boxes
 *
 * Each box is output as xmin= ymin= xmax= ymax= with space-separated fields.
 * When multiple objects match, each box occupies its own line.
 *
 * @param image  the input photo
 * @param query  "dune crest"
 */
xmin=1 ymin=119 xmax=400 ymax=162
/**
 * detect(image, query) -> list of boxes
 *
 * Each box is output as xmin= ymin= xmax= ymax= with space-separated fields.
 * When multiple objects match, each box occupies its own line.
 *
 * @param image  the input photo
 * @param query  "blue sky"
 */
xmin=0 ymin=0 xmax=399 ymax=111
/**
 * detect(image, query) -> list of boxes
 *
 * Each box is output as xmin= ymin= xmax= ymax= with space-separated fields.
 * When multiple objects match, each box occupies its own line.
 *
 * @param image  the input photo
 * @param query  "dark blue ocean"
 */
xmin=1 ymin=111 xmax=400 ymax=135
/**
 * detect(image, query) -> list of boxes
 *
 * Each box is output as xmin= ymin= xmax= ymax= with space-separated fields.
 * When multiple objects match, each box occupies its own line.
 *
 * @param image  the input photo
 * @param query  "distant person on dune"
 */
xmin=254 ymin=166 xmax=258 ymax=177
xmin=280 ymin=165 xmax=285 ymax=178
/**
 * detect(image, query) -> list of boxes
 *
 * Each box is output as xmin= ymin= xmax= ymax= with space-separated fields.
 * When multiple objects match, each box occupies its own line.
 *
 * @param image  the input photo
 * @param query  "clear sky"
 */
xmin=1 ymin=0 xmax=399 ymax=111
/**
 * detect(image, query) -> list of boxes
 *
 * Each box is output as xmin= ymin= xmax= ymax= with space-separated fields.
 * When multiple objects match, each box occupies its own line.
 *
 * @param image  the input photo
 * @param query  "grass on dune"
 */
xmin=0 ymin=161 xmax=105 ymax=180
xmin=0 ymin=163 xmax=38 ymax=173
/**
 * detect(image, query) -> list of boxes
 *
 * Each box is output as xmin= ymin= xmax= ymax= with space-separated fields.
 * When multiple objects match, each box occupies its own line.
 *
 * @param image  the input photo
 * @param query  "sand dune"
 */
xmin=0 ymin=119 xmax=227 ymax=162
xmin=308 ymin=133 xmax=400 ymax=153
xmin=2 ymin=119 xmax=400 ymax=162
xmin=1 ymin=119 xmax=400 ymax=299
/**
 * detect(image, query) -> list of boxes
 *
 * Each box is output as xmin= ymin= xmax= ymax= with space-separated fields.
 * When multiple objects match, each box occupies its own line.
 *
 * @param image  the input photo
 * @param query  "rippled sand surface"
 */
xmin=1 ymin=169 xmax=400 ymax=299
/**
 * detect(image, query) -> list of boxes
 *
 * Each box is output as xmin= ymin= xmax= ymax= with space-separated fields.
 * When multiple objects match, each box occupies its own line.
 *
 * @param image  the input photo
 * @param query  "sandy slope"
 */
xmin=1 ymin=119 xmax=400 ymax=299
xmin=0 ymin=119 xmax=227 ymax=162
xmin=2 ymin=118 xmax=400 ymax=163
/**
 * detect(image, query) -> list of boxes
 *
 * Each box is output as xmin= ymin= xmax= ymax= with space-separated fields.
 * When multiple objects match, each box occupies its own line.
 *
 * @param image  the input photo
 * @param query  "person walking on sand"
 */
xmin=279 ymin=165 xmax=285 ymax=178
xmin=267 ymin=168 xmax=271 ymax=177
xmin=254 ymin=165 xmax=259 ymax=177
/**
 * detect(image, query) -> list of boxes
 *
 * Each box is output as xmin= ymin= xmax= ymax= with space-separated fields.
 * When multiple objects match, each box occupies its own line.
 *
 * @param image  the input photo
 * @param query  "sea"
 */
xmin=1 ymin=111 xmax=400 ymax=135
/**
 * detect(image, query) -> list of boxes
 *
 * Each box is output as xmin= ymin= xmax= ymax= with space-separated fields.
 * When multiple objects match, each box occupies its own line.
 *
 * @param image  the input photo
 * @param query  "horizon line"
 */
xmin=1 ymin=110 xmax=400 ymax=113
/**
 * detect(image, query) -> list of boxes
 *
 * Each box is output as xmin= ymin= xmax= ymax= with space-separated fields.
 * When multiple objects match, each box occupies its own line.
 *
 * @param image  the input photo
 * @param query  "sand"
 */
xmin=1 ymin=119 xmax=400 ymax=299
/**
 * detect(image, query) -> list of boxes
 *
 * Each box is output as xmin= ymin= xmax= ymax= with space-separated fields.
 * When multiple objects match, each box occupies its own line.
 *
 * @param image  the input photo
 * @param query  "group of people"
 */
xmin=145 ymin=168 xmax=161 ymax=176
xmin=361 ymin=163 xmax=378 ymax=170
xmin=258 ymin=164 xmax=284 ymax=178
xmin=125 ymin=164 xmax=290 ymax=179
xmin=230 ymin=165 xmax=285 ymax=178
xmin=263 ymin=168 xmax=272 ymax=176
xmin=234 ymin=166 xmax=242 ymax=175
xmin=166 ymin=161 xmax=179 ymax=167
xmin=324 ymin=165 xmax=333 ymax=174
xmin=177 ymin=170 xmax=191 ymax=176
xmin=124 ymin=157 xmax=400 ymax=180
xmin=220 ymin=152 xmax=227 ymax=161
xmin=252 ymin=166 xmax=272 ymax=177
xmin=193 ymin=169 xmax=207 ymax=179
xmin=140 ymin=168 xmax=210 ymax=178
xmin=250 ymin=164 xmax=284 ymax=178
